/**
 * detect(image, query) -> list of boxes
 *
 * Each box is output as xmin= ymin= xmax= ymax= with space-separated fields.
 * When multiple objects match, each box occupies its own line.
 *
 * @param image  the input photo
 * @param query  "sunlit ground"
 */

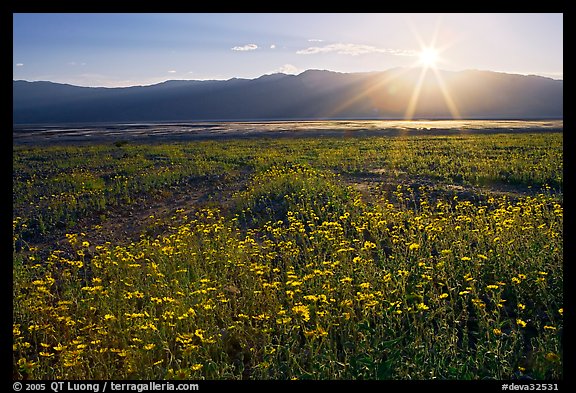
xmin=13 ymin=120 xmax=563 ymax=145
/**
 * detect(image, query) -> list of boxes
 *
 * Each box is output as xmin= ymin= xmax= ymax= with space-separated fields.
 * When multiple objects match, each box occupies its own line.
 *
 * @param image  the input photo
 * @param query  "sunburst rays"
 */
xmin=405 ymin=16 xmax=461 ymax=120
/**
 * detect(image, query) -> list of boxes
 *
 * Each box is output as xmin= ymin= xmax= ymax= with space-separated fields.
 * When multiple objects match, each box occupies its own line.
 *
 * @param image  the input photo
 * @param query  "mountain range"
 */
xmin=13 ymin=69 xmax=563 ymax=124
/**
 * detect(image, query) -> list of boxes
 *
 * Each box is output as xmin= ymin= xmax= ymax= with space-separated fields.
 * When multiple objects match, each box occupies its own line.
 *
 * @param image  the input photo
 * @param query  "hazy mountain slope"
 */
xmin=13 ymin=69 xmax=563 ymax=124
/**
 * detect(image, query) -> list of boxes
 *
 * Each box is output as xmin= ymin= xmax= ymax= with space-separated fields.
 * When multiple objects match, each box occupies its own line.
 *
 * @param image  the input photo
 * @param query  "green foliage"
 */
xmin=13 ymin=132 xmax=563 ymax=380
xmin=233 ymin=164 xmax=357 ymax=228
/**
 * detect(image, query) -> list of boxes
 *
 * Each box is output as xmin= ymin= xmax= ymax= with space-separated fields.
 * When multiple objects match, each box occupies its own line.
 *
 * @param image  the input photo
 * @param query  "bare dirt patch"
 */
xmin=342 ymin=169 xmax=547 ymax=209
xmin=22 ymin=172 xmax=251 ymax=262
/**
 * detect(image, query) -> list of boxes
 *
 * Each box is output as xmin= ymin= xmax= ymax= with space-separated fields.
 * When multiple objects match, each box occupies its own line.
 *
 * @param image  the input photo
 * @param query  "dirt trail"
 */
xmin=23 ymin=173 xmax=249 ymax=262
xmin=342 ymin=169 xmax=552 ymax=208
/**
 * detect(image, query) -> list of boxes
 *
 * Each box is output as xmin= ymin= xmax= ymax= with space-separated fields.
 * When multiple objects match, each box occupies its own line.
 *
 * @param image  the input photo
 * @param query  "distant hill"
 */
xmin=13 ymin=69 xmax=563 ymax=124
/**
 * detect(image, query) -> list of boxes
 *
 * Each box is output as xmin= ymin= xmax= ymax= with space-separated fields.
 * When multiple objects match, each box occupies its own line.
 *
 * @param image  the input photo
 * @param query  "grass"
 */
xmin=13 ymin=132 xmax=562 ymax=380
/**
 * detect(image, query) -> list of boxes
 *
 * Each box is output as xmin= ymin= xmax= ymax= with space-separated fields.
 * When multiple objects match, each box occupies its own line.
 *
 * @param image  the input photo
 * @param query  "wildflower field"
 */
xmin=13 ymin=131 xmax=563 ymax=380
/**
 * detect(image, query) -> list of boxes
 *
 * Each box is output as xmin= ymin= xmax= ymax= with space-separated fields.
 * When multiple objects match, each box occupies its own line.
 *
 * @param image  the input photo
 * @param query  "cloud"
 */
xmin=387 ymin=49 xmax=418 ymax=56
xmin=231 ymin=44 xmax=258 ymax=51
xmin=274 ymin=64 xmax=300 ymax=75
xmin=296 ymin=43 xmax=417 ymax=57
xmin=308 ymin=38 xmax=324 ymax=42
xmin=16 ymin=63 xmax=24 ymax=67
xmin=168 ymin=70 xmax=177 ymax=73
xmin=56 ymin=73 xmax=138 ymax=88
xmin=270 ymin=44 xmax=276 ymax=49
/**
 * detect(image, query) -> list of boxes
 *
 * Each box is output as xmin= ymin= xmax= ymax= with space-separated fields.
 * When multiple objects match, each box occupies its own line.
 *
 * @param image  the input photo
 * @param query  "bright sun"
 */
xmin=419 ymin=48 xmax=439 ymax=68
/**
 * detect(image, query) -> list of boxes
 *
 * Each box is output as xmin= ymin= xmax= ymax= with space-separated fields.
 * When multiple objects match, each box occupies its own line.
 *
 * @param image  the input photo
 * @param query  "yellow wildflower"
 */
xmin=545 ymin=353 xmax=560 ymax=362
xmin=359 ymin=282 xmax=371 ymax=290
xmin=516 ymin=319 xmax=527 ymax=328
xmin=292 ymin=304 xmax=310 ymax=322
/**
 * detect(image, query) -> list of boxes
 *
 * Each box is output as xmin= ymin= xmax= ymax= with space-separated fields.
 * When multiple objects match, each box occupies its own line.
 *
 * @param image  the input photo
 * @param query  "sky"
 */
xmin=13 ymin=13 xmax=563 ymax=87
